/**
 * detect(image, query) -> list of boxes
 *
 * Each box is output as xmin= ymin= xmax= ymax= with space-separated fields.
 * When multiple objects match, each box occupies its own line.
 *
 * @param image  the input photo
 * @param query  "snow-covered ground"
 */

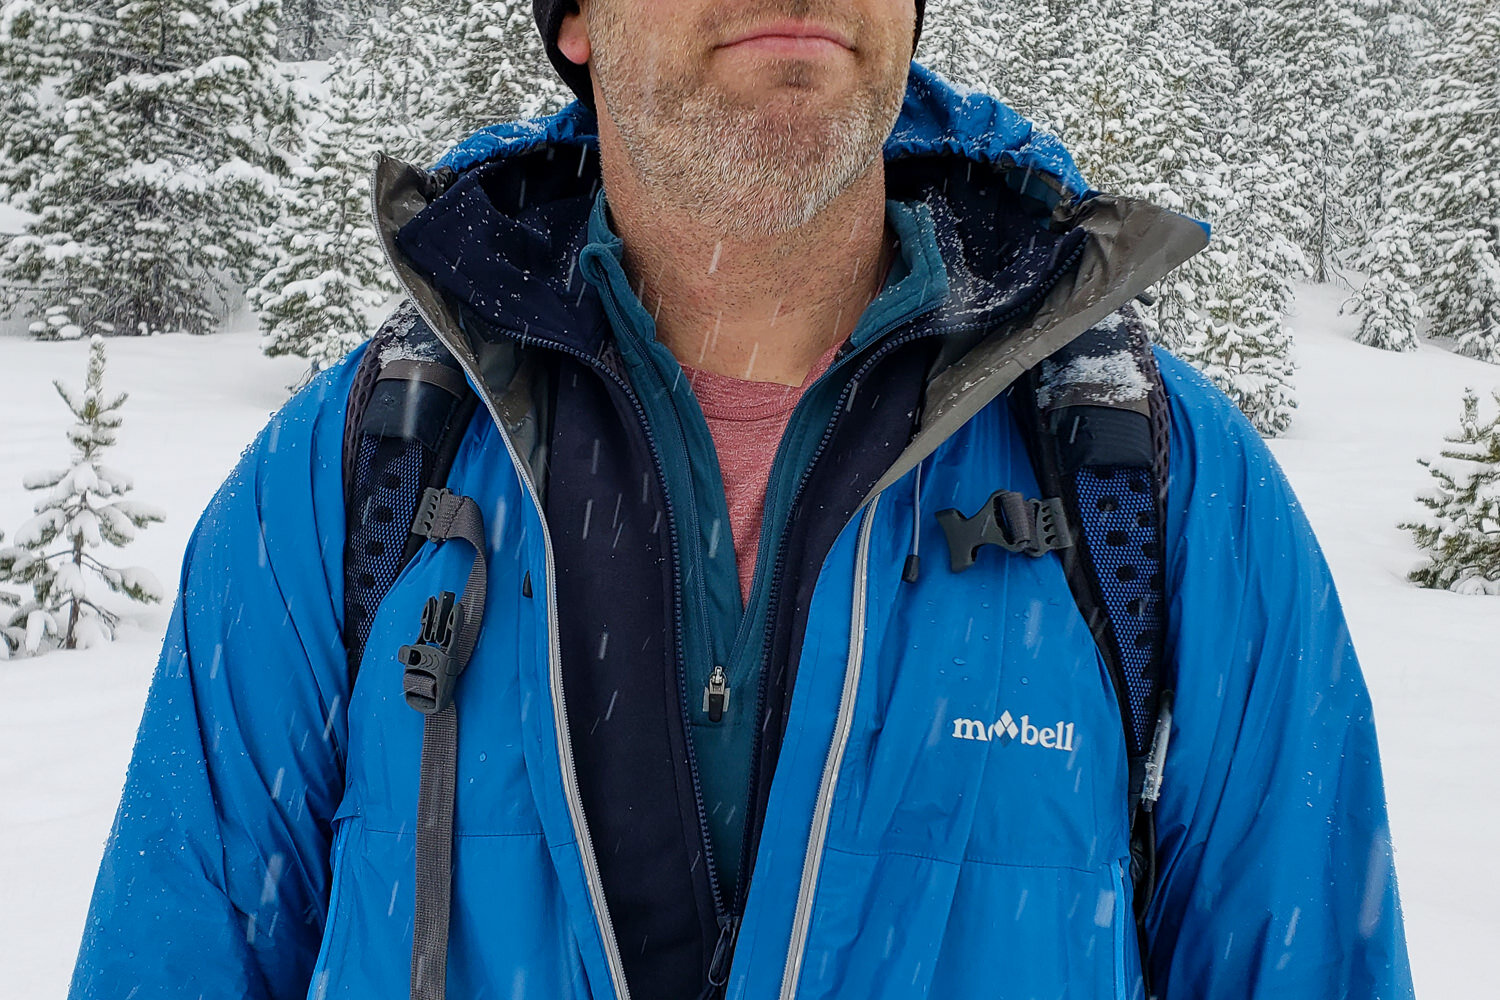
xmin=0 ymin=287 xmax=1497 ymax=997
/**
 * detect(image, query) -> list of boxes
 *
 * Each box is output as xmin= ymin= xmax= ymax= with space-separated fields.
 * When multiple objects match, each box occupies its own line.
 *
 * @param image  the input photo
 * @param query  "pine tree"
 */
xmin=1342 ymin=0 xmax=1424 ymax=353
xmin=342 ymin=0 xmax=566 ymax=168
xmin=1404 ymin=387 xmax=1500 ymax=594
xmin=1217 ymin=0 xmax=1368 ymax=284
xmin=1346 ymin=0 xmax=1420 ymax=245
xmin=1347 ymin=225 xmax=1423 ymax=352
xmin=0 ymin=0 xmax=305 ymax=339
xmin=1392 ymin=0 xmax=1500 ymax=363
xmin=250 ymin=49 xmax=397 ymax=370
xmin=0 ymin=337 xmax=165 ymax=654
xmin=441 ymin=0 xmax=567 ymax=132
xmin=341 ymin=0 xmax=462 ymax=165
xmin=0 ymin=0 xmax=70 ymax=204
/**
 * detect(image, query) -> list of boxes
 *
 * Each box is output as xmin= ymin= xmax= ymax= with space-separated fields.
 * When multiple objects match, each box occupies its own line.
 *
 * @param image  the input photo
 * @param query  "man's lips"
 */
xmin=717 ymin=20 xmax=855 ymax=56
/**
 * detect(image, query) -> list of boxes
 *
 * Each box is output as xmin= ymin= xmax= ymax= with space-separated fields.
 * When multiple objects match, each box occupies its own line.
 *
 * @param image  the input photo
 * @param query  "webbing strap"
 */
xmin=412 ymin=705 xmax=458 ymax=1000
xmin=399 ymin=487 xmax=487 ymax=1000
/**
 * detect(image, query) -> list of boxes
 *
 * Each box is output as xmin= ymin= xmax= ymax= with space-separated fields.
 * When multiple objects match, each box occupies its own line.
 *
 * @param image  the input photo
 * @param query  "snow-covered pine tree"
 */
xmin=1343 ymin=0 xmax=1424 ymax=353
xmin=340 ymin=0 xmax=461 ymax=165
xmin=342 ymin=0 xmax=566 ymax=169
xmin=0 ymin=0 xmax=72 ymax=204
xmin=0 ymin=336 xmax=164 ymax=654
xmin=1216 ymin=0 xmax=1367 ymax=284
xmin=1012 ymin=0 xmax=1298 ymax=436
xmin=1392 ymin=0 xmax=1500 ymax=363
xmin=441 ymin=0 xmax=568 ymax=132
xmin=1347 ymin=224 xmax=1423 ymax=352
xmin=1403 ymin=387 xmax=1500 ymax=594
xmin=1346 ymin=0 xmax=1420 ymax=249
xmin=0 ymin=0 xmax=305 ymax=339
xmin=251 ymin=50 xmax=397 ymax=370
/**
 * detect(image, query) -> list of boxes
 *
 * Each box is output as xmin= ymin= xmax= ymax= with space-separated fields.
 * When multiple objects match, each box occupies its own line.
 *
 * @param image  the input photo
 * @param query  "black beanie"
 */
xmin=533 ymin=1 xmax=927 ymax=106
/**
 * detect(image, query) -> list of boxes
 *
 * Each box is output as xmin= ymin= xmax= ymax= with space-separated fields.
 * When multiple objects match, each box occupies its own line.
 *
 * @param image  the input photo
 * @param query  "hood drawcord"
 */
xmin=902 ymin=459 xmax=923 ymax=584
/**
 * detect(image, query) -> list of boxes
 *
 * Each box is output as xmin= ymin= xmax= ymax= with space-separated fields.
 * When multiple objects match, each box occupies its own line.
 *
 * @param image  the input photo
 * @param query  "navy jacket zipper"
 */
xmin=477 ymin=319 xmax=733 ymax=955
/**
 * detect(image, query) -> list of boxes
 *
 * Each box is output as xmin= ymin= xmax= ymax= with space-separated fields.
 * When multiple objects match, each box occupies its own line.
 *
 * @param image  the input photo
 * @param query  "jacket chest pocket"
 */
xmin=826 ymin=556 xmax=1131 ymax=871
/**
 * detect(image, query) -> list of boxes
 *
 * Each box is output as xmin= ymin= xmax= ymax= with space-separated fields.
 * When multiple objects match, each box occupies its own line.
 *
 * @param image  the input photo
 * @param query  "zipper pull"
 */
xmin=707 ymin=911 xmax=738 ymax=987
xmin=702 ymin=664 xmax=730 ymax=723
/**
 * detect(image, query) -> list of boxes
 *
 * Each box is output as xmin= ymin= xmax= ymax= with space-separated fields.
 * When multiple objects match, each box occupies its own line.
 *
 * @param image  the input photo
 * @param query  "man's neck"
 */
xmin=600 ymin=150 xmax=892 ymax=387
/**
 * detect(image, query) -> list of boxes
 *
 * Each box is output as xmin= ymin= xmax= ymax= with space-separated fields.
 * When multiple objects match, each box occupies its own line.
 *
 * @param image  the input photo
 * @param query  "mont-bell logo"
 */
xmin=951 ymin=710 xmax=1077 ymax=752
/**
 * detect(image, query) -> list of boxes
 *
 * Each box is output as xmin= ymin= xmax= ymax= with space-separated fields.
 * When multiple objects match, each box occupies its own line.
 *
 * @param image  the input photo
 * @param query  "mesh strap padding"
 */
xmin=345 ymin=435 xmax=435 ymax=671
xmin=1070 ymin=466 xmax=1166 ymax=754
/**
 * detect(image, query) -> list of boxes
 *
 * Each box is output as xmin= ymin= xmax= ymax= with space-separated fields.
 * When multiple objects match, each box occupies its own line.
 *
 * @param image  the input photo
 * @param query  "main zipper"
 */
xmin=778 ymin=496 xmax=883 ymax=999
xmin=372 ymin=220 xmax=637 ymax=1000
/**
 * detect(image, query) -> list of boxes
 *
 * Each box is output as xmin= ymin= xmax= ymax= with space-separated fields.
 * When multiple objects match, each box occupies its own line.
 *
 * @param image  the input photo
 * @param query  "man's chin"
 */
xmin=708 ymin=58 xmax=864 ymax=106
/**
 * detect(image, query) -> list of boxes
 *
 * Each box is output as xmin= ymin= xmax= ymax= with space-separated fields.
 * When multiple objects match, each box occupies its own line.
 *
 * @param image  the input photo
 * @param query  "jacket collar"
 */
xmin=371 ymin=63 xmax=1208 ymax=475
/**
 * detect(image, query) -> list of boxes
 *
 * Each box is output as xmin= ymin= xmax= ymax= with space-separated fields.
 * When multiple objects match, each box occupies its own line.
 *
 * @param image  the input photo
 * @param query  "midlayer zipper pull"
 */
xmin=707 ymin=911 xmax=739 ymax=987
xmin=702 ymin=664 xmax=730 ymax=723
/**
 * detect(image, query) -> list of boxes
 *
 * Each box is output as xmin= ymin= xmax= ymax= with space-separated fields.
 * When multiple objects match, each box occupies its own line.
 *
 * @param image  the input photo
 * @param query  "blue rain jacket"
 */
xmin=69 ymin=65 xmax=1413 ymax=1000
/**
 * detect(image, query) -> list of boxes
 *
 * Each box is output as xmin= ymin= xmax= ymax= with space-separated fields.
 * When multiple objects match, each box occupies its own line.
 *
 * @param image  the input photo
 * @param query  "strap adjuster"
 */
xmin=410 ymin=486 xmax=454 ymax=541
xmin=399 ymin=591 xmax=467 ymax=714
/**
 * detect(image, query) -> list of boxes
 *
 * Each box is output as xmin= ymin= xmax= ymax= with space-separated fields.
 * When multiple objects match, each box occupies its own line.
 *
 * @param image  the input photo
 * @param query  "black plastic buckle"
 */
xmin=936 ymin=490 xmax=1073 ymax=572
xmin=1026 ymin=496 xmax=1071 ymax=557
xmin=409 ymin=486 xmax=451 ymax=540
xmin=399 ymin=590 xmax=466 ymax=714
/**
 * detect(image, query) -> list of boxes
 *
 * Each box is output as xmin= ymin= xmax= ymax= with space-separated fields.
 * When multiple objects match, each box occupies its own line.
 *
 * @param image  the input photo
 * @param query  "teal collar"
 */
xmin=576 ymin=190 xmax=949 ymax=355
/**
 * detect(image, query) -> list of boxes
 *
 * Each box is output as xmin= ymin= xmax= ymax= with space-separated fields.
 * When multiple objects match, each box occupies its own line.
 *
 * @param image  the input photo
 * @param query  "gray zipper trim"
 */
xmin=369 ymin=153 xmax=633 ymax=1000
xmin=778 ymin=495 xmax=883 ymax=1000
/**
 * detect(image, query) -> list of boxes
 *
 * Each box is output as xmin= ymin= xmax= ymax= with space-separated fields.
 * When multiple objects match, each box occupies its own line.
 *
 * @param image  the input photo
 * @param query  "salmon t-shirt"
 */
xmin=681 ymin=338 xmax=844 ymax=605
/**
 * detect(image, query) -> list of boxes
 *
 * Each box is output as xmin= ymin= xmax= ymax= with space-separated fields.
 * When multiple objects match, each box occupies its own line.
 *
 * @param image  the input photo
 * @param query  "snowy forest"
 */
xmin=1 ymin=0 xmax=1498 ymax=416
xmin=3 ymin=0 xmax=1496 ymax=599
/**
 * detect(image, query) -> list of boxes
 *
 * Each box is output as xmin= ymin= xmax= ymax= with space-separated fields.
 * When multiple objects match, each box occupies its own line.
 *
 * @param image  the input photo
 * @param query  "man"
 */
xmin=69 ymin=1 xmax=1415 ymax=998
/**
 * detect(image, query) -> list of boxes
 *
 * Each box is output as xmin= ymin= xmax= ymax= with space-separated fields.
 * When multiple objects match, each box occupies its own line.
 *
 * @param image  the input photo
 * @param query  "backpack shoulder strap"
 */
xmin=342 ymin=302 xmax=492 ymax=1000
xmin=1013 ymin=305 xmax=1175 ymax=985
xmin=1019 ymin=307 xmax=1173 ymax=771
xmin=342 ymin=300 xmax=480 ymax=684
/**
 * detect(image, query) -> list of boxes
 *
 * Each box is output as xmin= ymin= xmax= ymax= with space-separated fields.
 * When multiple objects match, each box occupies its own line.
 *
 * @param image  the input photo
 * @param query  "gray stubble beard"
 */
xmin=592 ymin=18 xmax=907 ymax=237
